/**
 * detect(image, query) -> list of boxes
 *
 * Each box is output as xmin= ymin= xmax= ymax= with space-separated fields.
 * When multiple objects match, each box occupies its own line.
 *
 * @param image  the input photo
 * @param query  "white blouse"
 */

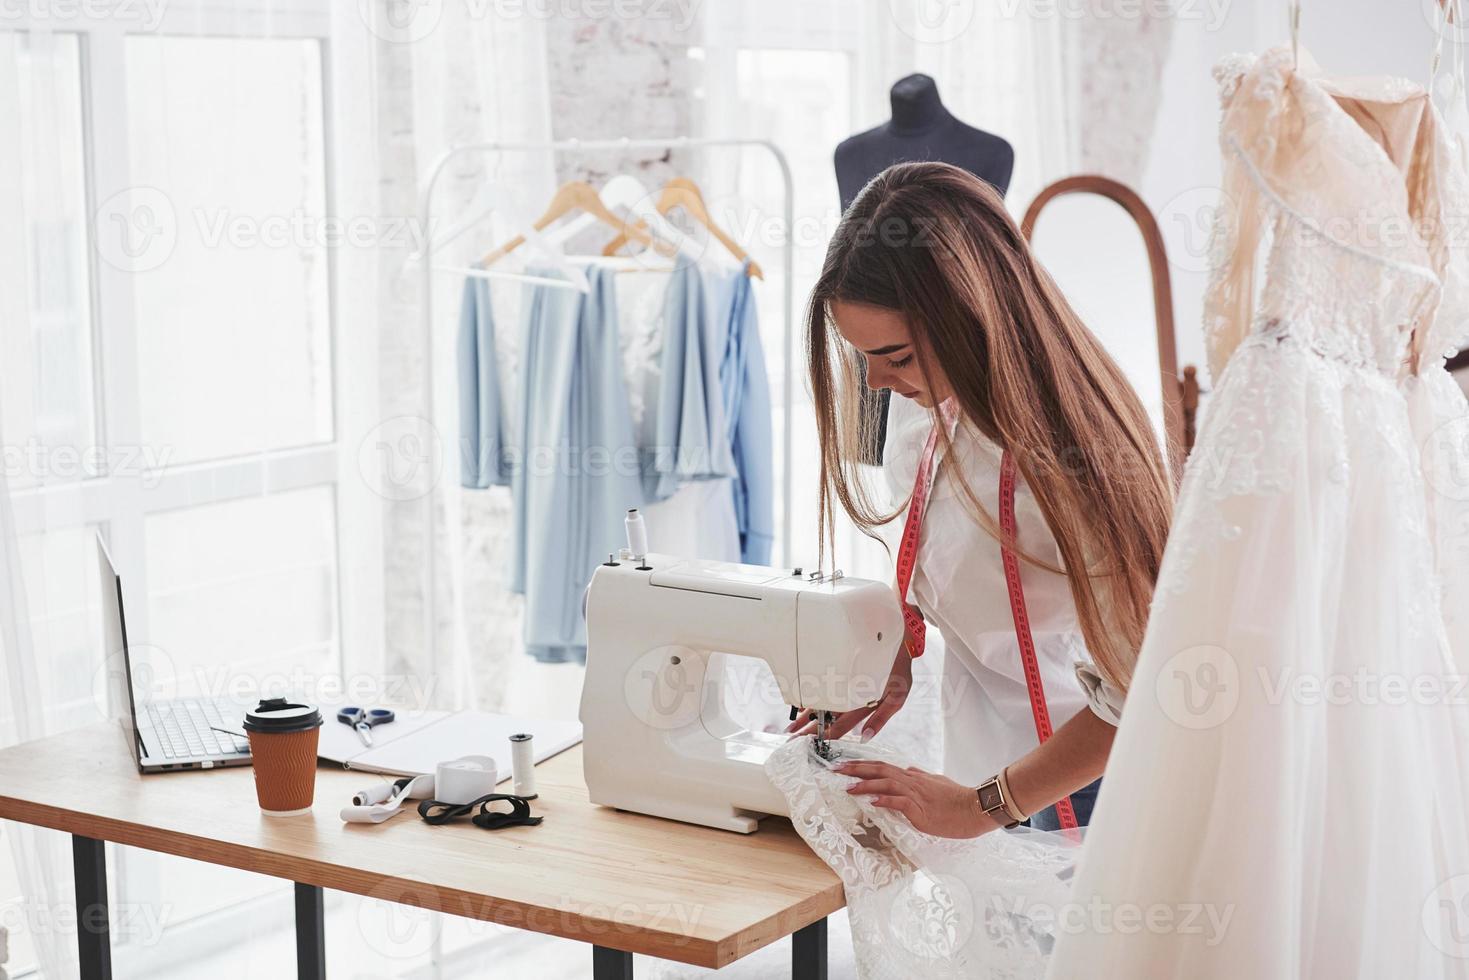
xmin=883 ymin=395 xmax=1122 ymax=787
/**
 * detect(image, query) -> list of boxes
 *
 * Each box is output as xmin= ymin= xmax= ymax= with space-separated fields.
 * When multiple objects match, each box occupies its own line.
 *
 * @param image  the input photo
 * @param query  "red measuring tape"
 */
xmin=998 ymin=451 xmax=1078 ymax=831
xmin=895 ymin=423 xmax=1078 ymax=831
xmin=893 ymin=426 xmax=940 ymax=658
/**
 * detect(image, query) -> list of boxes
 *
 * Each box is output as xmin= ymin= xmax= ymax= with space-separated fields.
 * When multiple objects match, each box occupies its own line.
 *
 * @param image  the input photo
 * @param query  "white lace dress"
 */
xmin=1047 ymin=47 xmax=1469 ymax=978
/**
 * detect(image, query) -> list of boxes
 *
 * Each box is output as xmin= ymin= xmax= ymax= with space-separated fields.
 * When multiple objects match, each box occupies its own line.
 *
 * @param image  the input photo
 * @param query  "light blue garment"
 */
xmin=506 ymin=266 xmax=645 ymax=663
xmin=456 ymin=277 xmax=512 ymax=489
xmin=455 ymin=259 xmax=774 ymax=662
xmin=710 ymin=263 xmax=775 ymax=564
xmin=452 ymin=265 xmax=643 ymax=667
xmin=641 ymin=261 xmax=736 ymax=502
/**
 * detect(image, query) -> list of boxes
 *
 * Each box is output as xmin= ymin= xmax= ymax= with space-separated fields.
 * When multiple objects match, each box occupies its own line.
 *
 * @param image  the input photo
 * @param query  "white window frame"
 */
xmin=5 ymin=0 xmax=382 ymax=970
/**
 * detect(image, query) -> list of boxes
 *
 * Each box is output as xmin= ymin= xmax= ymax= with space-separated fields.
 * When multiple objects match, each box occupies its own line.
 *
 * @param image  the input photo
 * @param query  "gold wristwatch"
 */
xmin=976 ymin=768 xmax=1024 ymax=829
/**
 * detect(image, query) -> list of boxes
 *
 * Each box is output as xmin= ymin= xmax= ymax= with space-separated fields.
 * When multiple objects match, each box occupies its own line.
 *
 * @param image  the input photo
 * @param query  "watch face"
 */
xmin=977 ymin=781 xmax=1004 ymax=812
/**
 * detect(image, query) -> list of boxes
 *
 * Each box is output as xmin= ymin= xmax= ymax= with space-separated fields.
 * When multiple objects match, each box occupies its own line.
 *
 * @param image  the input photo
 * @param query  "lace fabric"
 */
xmin=1203 ymin=47 xmax=1440 ymax=382
xmin=766 ymin=738 xmax=1082 ymax=979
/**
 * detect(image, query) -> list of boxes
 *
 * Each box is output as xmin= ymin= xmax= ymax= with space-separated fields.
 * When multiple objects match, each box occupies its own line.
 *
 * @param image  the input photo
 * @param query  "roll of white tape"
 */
xmin=340 ymin=773 xmax=435 ymax=824
xmin=435 ymin=755 xmax=498 ymax=806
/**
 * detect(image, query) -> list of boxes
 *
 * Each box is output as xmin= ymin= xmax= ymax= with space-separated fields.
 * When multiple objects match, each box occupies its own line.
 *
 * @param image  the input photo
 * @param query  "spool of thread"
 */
xmin=509 ymin=733 xmax=536 ymax=799
xmin=625 ymin=509 xmax=648 ymax=558
xmin=435 ymin=755 xmax=499 ymax=806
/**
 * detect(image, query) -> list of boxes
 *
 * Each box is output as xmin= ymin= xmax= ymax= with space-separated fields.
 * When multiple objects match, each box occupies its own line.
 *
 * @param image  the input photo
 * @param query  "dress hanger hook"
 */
xmin=1289 ymin=0 xmax=1301 ymax=69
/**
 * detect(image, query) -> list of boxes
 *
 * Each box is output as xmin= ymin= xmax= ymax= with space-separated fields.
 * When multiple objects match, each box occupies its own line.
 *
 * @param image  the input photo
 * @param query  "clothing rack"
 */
xmin=416 ymin=136 xmax=796 ymax=680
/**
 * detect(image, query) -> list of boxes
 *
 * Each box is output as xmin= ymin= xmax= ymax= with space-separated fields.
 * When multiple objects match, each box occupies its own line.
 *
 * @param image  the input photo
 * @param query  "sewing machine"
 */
xmin=580 ymin=552 xmax=904 ymax=833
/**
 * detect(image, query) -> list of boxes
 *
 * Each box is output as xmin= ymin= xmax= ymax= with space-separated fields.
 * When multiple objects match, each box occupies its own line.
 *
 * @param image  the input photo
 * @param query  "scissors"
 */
xmin=337 ymin=706 xmax=396 ymax=748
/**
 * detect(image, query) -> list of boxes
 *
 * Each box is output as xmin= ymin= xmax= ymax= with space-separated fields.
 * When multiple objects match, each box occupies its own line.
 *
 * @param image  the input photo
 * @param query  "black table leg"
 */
xmin=792 ymin=917 xmax=827 ymax=980
xmin=592 ymin=945 xmax=633 ymax=979
xmin=295 ymin=882 xmax=326 ymax=980
xmin=73 ymin=835 xmax=112 ymax=980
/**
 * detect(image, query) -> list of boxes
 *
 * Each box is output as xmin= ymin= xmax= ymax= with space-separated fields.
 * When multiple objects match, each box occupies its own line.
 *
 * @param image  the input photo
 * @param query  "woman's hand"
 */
xmin=786 ymin=625 xmax=916 ymax=742
xmin=835 ymin=760 xmax=999 ymax=838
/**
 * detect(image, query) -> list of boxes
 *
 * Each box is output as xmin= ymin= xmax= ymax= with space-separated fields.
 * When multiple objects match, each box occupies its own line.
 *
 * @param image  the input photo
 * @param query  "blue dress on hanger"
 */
xmin=457 ymin=258 xmax=775 ymax=662
xmin=508 ymin=265 xmax=644 ymax=662
xmin=641 ymin=260 xmax=736 ymax=501
xmin=710 ymin=262 xmax=774 ymax=564
xmin=457 ymin=277 xmax=512 ymax=489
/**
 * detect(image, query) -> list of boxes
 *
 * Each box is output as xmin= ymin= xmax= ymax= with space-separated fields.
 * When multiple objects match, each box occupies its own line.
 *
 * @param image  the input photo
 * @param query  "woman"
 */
xmin=791 ymin=161 xmax=1173 ymax=837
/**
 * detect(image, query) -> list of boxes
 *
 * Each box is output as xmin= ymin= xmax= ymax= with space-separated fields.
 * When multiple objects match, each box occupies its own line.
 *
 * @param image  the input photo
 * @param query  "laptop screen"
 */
xmin=96 ymin=531 xmax=143 ymax=768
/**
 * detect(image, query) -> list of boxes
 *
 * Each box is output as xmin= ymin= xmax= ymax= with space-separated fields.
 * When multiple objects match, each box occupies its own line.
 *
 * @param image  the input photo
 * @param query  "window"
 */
xmin=145 ymin=487 xmax=339 ymax=696
xmin=125 ymin=35 xmax=333 ymax=465
xmin=2 ymin=6 xmax=348 ymax=972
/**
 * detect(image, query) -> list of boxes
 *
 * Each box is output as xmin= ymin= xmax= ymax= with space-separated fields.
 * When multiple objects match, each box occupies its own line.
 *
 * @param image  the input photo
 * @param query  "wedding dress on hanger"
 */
xmin=1047 ymin=45 xmax=1469 ymax=978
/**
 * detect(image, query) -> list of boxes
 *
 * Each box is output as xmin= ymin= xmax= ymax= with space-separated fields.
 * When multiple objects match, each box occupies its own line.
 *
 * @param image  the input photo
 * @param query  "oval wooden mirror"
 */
xmin=1021 ymin=175 xmax=1199 ymax=479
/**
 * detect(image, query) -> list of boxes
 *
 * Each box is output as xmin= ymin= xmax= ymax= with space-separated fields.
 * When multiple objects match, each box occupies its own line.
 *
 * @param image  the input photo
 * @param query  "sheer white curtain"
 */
xmin=332 ymin=1 xmax=555 ymax=713
xmin=0 ymin=464 xmax=74 ymax=978
xmin=0 ymin=466 xmax=69 ymax=978
xmin=0 ymin=26 xmax=86 ymax=980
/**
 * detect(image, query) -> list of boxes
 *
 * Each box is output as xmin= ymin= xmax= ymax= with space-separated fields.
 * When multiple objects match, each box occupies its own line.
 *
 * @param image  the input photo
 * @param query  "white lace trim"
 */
xmin=1248 ymin=317 xmax=1414 ymax=377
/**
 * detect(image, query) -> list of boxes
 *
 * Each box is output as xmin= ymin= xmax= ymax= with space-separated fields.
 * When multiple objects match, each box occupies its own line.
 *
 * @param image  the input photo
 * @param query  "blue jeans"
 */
xmin=1025 ymin=777 xmax=1102 ymax=831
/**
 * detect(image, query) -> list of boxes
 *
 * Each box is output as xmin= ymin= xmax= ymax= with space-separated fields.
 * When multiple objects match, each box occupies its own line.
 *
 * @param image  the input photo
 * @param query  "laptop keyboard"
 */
xmin=146 ymin=700 xmax=250 ymax=759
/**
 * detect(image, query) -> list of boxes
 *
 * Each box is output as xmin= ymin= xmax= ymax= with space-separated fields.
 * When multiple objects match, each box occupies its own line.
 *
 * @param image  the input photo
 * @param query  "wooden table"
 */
xmin=0 ymin=724 xmax=843 ymax=979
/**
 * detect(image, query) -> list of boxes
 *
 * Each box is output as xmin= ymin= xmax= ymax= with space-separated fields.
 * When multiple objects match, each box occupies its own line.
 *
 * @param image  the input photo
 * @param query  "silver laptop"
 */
xmin=97 ymin=532 xmax=253 ymax=772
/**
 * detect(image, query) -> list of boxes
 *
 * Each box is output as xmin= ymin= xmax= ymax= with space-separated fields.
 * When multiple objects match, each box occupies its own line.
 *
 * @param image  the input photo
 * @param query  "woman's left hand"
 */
xmin=835 ymin=760 xmax=1000 ymax=838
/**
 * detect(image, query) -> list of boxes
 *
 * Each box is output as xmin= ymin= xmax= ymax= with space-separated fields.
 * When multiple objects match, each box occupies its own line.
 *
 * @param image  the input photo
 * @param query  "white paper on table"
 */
xmin=317 ymin=707 xmax=582 ymax=783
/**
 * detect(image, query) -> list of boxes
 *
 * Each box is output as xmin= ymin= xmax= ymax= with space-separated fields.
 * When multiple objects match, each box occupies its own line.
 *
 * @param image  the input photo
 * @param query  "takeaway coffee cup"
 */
xmin=243 ymin=698 xmax=323 ymax=816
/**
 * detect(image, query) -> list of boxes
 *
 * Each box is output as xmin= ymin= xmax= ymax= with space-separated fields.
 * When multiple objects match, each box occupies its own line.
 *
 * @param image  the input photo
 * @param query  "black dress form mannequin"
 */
xmin=836 ymin=74 xmax=1014 ymax=209
xmin=834 ymin=74 xmax=1015 ymax=461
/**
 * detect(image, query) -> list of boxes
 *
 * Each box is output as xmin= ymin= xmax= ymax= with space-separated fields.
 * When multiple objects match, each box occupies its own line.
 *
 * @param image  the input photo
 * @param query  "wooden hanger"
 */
xmin=603 ymin=177 xmax=763 ymax=278
xmin=480 ymin=180 xmax=676 ymax=267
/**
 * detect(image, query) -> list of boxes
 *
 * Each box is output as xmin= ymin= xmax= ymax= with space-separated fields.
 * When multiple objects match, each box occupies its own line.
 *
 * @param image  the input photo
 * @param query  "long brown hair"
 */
xmin=808 ymin=161 xmax=1173 ymax=693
